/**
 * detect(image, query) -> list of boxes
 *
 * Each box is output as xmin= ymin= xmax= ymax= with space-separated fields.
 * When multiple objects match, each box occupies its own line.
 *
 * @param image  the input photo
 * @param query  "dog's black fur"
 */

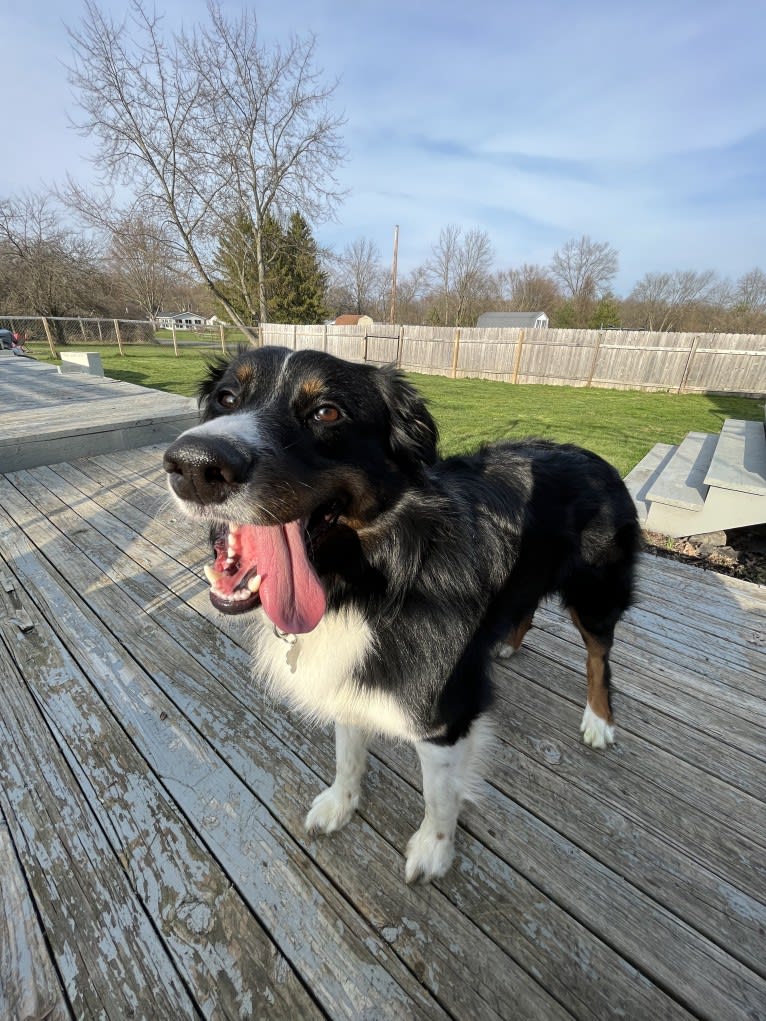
xmin=164 ymin=346 xmax=639 ymax=878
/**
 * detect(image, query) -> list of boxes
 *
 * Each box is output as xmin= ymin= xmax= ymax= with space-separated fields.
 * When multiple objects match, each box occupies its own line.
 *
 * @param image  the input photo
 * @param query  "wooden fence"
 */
xmin=261 ymin=323 xmax=766 ymax=396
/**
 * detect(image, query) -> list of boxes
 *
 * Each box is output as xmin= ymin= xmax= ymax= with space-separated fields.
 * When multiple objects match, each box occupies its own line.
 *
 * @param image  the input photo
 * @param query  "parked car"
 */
xmin=0 ymin=328 xmax=14 ymax=349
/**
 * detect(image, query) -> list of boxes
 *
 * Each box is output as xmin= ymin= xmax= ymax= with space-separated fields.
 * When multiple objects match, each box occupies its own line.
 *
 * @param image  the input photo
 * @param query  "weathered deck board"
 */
xmin=0 ymin=553 xmax=322 ymax=1019
xmin=0 ymin=811 xmax=70 ymax=1021
xmin=0 ymin=493 xmax=452 ymax=1020
xmin=0 ymin=358 xmax=198 ymax=472
xmin=1 ymin=434 xmax=765 ymax=1020
xmin=0 ymin=623 xmax=200 ymax=1019
xmin=491 ymin=676 xmax=766 ymax=975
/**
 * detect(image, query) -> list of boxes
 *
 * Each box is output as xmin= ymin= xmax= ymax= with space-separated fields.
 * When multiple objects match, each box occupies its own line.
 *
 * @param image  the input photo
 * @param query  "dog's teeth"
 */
xmin=204 ymin=565 xmax=224 ymax=584
xmin=247 ymin=573 xmax=262 ymax=593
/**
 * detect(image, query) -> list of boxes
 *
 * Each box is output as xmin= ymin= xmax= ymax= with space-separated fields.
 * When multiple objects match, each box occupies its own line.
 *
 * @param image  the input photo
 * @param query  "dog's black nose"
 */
xmin=163 ymin=433 xmax=254 ymax=504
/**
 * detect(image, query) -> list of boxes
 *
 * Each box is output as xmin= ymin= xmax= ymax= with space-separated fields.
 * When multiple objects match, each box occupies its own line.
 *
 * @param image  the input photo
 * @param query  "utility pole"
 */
xmin=389 ymin=224 xmax=399 ymax=324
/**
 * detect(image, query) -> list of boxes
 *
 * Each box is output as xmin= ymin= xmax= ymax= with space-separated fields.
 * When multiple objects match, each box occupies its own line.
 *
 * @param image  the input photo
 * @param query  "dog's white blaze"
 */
xmin=178 ymin=411 xmax=269 ymax=448
xmin=249 ymin=608 xmax=421 ymax=741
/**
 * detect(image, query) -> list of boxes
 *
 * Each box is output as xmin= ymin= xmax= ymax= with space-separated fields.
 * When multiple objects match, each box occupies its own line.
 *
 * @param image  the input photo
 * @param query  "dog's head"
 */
xmin=163 ymin=346 xmax=438 ymax=632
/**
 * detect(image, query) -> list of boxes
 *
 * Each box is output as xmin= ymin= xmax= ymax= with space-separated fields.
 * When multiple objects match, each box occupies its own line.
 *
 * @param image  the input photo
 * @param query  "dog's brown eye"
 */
xmin=313 ymin=405 xmax=340 ymax=423
xmin=218 ymin=390 xmax=239 ymax=410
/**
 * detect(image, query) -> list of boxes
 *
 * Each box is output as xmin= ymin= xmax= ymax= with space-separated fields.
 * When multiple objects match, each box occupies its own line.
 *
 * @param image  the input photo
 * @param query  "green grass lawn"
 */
xmin=29 ymin=343 xmax=763 ymax=477
xmin=29 ymin=342 xmax=216 ymax=398
xmin=414 ymin=374 xmax=762 ymax=476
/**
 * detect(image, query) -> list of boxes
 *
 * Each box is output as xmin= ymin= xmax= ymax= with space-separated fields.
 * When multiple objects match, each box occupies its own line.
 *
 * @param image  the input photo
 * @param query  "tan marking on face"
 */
xmin=235 ymin=363 xmax=255 ymax=385
xmin=300 ymin=378 xmax=326 ymax=401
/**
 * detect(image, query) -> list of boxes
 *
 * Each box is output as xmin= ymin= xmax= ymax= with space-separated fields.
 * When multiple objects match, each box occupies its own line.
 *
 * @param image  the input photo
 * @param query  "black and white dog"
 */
xmin=163 ymin=346 xmax=639 ymax=882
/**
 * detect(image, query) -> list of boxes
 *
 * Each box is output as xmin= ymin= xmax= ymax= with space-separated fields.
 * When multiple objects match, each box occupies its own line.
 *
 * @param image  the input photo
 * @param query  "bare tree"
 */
xmin=426 ymin=225 xmax=494 ymax=326
xmin=427 ymin=225 xmax=461 ymax=326
xmin=452 ymin=228 xmax=494 ymax=326
xmin=496 ymin=263 xmax=561 ymax=313
xmin=393 ymin=265 xmax=429 ymax=324
xmin=107 ymin=213 xmax=186 ymax=321
xmin=626 ymin=269 xmax=717 ymax=331
xmin=733 ymin=267 xmax=766 ymax=311
xmin=65 ymin=0 xmax=345 ymax=337
xmin=0 ymin=192 xmax=109 ymax=326
xmin=329 ymin=237 xmax=385 ymax=316
xmin=550 ymin=236 xmax=618 ymax=325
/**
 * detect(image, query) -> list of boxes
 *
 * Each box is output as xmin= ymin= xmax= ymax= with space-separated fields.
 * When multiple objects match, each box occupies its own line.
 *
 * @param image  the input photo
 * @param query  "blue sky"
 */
xmin=2 ymin=0 xmax=765 ymax=295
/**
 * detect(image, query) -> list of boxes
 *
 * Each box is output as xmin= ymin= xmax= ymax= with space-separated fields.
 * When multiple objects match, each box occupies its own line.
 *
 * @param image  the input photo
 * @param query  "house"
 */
xmin=334 ymin=314 xmax=374 ymax=327
xmin=156 ymin=311 xmax=207 ymax=330
xmin=477 ymin=311 xmax=549 ymax=329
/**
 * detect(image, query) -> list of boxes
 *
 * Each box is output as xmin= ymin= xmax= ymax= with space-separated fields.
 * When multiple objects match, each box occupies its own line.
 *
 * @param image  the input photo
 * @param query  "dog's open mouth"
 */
xmin=205 ymin=502 xmax=343 ymax=633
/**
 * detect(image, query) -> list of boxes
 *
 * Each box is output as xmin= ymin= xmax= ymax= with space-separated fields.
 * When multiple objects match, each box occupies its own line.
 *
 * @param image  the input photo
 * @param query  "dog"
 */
xmin=163 ymin=346 xmax=639 ymax=883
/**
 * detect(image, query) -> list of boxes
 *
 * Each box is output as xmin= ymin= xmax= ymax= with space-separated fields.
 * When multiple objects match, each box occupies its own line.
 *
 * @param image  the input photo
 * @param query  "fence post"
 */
xmin=78 ymin=317 xmax=88 ymax=343
xmin=171 ymin=321 xmax=178 ymax=357
xmin=293 ymin=324 xmax=298 ymax=351
xmin=586 ymin=331 xmax=603 ymax=387
xmin=678 ymin=335 xmax=700 ymax=393
xmin=41 ymin=316 xmax=57 ymax=358
xmin=113 ymin=319 xmax=125 ymax=356
xmin=450 ymin=328 xmax=461 ymax=379
xmin=512 ymin=329 xmax=526 ymax=384
xmin=396 ymin=325 xmax=404 ymax=369
xmin=220 ymin=322 xmax=226 ymax=354
xmin=323 ymin=323 xmax=328 ymax=353
xmin=363 ymin=329 xmax=369 ymax=363
xmin=97 ymin=320 xmax=103 ymax=343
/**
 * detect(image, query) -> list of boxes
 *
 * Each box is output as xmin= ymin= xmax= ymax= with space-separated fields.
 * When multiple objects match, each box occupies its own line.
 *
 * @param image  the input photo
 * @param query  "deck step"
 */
xmin=645 ymin=432 xmax=718 ymax=511
xmin=645 ymin=485 xmax=766 ymax=538
xmin=704 ymin=419 xmax=766 ymax=497
xmin=623 ymin=443 xmax=676 ymax=524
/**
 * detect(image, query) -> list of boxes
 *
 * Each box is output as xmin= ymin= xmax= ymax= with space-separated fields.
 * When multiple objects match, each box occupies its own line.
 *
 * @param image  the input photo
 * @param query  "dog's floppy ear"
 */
xmin=378 ymin=366 xmax=439 ymax=471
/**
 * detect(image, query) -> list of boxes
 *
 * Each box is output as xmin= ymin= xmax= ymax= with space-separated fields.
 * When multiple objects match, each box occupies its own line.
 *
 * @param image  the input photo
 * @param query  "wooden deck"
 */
xmin=0 ymin=352 xmax=197 ymax=472
xmin=1 ymin=371 xmax=765 ymax=1019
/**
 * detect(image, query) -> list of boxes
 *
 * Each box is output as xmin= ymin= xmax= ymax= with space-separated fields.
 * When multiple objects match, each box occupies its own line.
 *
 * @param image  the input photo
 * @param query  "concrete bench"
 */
xmin=58 ymin=351 xmax=104 ymax=376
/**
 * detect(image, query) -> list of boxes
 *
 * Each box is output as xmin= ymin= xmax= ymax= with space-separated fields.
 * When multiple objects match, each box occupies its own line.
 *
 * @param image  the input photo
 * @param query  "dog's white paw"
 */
xmin=494 ymin=642 xmax=515 ymax=660
xmin=305 ymin=783 xmax=359 ymax=835
xmin=404 ymin=823 xmax=455 ymax=884
xmin=580 ymin=703 xmax=615 ymax=749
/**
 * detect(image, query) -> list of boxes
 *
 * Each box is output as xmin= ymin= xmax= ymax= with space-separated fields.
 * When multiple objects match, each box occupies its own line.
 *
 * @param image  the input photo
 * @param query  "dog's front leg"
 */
xmin=305 ymin=723 xmax=368 ymax=835
xmin=405 ymin=737 xmax=467 ymax=884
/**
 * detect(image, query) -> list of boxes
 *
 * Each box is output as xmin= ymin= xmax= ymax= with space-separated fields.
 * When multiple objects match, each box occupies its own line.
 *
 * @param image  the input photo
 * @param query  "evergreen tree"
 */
xmin=268 ymin=213 xmax=328 ymax=323
xmin=213 ymin=209 xmax=326 ymax=324
xmin=212 ymin=210 xmax=282 ymax=324
xmin=588 ymin=294 xmax=621 ymax=329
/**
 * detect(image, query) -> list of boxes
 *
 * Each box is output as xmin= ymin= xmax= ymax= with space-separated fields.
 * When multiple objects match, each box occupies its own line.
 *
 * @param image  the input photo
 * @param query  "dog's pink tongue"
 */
xmin=242 ymin=520 xmax=326 ymax=633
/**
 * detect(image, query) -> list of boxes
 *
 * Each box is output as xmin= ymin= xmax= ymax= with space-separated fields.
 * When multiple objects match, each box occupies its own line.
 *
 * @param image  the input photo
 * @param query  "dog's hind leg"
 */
xmin=405 ymin=716 xmax=493 ymax=883
xmin=305 ymin=724 xmax=368 ymax=835
xmin=569 ymin=608 xmax=616 ymax=749
xmin=495 ymin=611 xmax=535 ymax=659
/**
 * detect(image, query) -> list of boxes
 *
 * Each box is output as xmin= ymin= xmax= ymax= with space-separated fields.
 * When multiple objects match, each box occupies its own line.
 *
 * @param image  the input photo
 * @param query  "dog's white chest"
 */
xmin=249 ymin=608 xmax=418 ymax=741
